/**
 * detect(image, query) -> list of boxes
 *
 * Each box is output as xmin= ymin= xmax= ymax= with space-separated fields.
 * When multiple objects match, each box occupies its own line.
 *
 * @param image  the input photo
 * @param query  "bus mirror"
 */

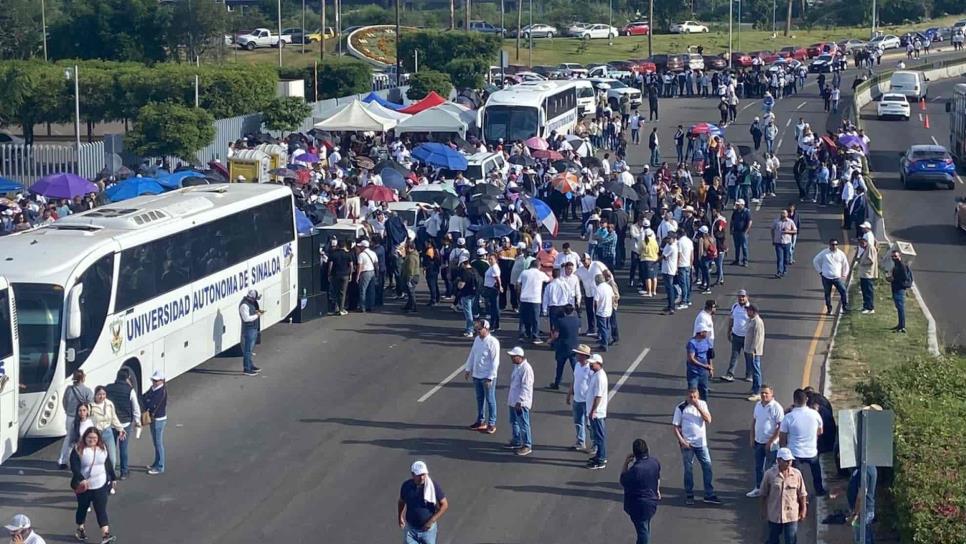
xmin=66 ymin=283 xmax=84 ymax=340
xmin=65 ymin=347 xmax=76 ymax=363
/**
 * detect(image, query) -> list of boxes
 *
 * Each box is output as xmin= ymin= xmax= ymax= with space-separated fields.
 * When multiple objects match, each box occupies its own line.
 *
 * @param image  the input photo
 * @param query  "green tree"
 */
xmin=0 ymin=62 xmax=70 ymax=144
xmin=160 ymin=0 xmax=229 ymax=62
xmin=398 ymin=31 xmax=501 ymax=73
xmin=443 ymin=58 xmax=488 ymax=90
xmin=127 ymin=102 xmax=215 ymax=161
xmin=261 ymin=97 xmax=312 ymax=133
xmin=316 ymin=60 xmax=372 ymax=100
xmin=49 ymin=0 xmax=169 ymax=63
xmin=0 ymin=0 xmax=46 ymax=60
xmin=406 ymin=70 xmax=452 ymax=100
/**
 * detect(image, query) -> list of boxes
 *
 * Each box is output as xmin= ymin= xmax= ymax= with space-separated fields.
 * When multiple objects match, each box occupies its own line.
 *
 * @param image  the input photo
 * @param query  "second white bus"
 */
xmin=480 ymin=80 xmax=579 ymax=145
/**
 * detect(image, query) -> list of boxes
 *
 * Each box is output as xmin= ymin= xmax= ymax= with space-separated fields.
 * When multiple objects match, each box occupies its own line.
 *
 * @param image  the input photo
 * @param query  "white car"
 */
xmin=0 ymin=130 xmax=24 ymax=145
xmin=513 ymin=24 xmax=557 ymax=38
xmin=567 ymin=22 xmax=591 ymax=37
xmin=578 ymin=24 xmax=618 ymax=40
xmin=589 ymin=78 xmax=642 ymax=108
xmin=669 ymin=20 xmax=709 ymax=33
xmin=869 ymin=34 xmax=900 ymax=49
xmin=877 ymin=93 xmax=910 ymax=120
xmin=841 ymin=39 xmax=868 ymax=53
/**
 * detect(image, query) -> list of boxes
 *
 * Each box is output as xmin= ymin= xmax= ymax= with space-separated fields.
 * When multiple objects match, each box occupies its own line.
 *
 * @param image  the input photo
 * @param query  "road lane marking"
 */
xmin=956 ymin=174 xmax=964 ymax=185
xmin=801 ymin=243 xmax=850 ymax=387
xmin=796 ymin=101 xmax=807 ymax=110
xmin=932 ymin=96 xmax=942 ymax=102
xmin=608 ymin=347 xmax=650 ymax=401
xmin=931 ymin=136 xmax=939 ymax=145
xmin=777 ymin=138 xmax=784 ymax=150
xmin=918 ymin=113 xmax=923 ymax=122
xmin=785 ymin=118 xmax=792 ymax=128
xmin=418 ymin=365 xmax=466 ymax=403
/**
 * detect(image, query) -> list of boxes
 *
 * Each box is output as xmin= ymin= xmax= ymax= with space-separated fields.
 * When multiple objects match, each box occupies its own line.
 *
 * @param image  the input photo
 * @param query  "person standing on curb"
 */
xmin=759 ymin=448 xmax=808 ymax=544
xmin=672 ymin=388 xmax=722 ymax=506
xmin=239 ymin=289 xmax=263 ymax=376
xmin=620 ymin=438 xmax=662 ymax=544
xmin=504 ymin=346 xmax=534 ymax=456
xmin=747 ymin=385 xmax=784 ymax=497
xmin=743 ymin=304 xmax=766 ymax=402
xmin=887 ymin=250 xmax=913 ymax=333
xmin=464 ymin=319 xmax=500 ymax=435
xmin=856 ymin=237 xmax=878 ymax=314
xmin=586 ymin=354 xmax=609 ymax=470
xmin=566 ymin=345 xmax=593 ymax=452
xmin=141 ymin=370 xmax=168 ymax=475
xmin=398 ymin=461 xmax=448 ymax=544
xmin=59 ymin=370 xmax=94 ymax=470
xmin=723 ymin=290 xmax=751 ymax=382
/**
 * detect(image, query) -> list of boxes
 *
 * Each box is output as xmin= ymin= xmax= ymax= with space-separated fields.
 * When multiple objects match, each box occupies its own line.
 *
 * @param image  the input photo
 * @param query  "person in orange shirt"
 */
xmin=535 ymin=241 xmax=558 ymax=279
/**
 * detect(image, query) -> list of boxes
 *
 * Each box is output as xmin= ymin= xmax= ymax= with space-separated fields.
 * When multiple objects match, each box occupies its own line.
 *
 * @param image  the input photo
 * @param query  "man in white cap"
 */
xmin=758 ymin=447 xmax=807 ymax=544
xmin=505 ymin=347 xmax=535 ymax=456
xmin=586 ymin=353 xmax=609 ymax=469
xmin=464 ymin=319 xmax=500 ymax=434
xmin=4 ymin=514 xmax=44 ymax=544
xmin=238 ymin=289 xmax=263 ymax=376
xmin=355 ymin=240 xmax=379 ymax=312
xmin=858 ymin=221 xmax=875 ymax=246
xmin=398 ymin=461 xmax=448 ymax=544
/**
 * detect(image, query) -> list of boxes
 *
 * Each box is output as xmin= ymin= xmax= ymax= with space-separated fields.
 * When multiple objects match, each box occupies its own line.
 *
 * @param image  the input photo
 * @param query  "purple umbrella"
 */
xmin=29 ymin=173 xmax=98 ymax=199
xmin=295 ymin=152 xmax=321 ymax=164
xmin=837 ymin=134 xmax=867 ymax=154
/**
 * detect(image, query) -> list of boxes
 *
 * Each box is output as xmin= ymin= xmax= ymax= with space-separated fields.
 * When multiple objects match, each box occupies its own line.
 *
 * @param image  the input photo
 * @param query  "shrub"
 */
xmin=261 ymin=97 xmax=312 ymax=133
xmin=127 ymin=102 xmax=216 ymax=161
xmin=406 ymin=70 xmax=452 ymax=100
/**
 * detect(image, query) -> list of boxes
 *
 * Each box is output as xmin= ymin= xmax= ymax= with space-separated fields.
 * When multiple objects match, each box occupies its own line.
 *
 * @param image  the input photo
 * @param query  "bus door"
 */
xmin=0 ymin=278 xmax=20 ymax=464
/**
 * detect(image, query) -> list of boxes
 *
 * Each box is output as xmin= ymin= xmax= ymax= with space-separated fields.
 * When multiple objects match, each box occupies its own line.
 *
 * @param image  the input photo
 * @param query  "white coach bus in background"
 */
xmin=480 ymin=80 xmax=579 ymax=145
xmin=0 ymin=183 xmax=297 ymax=442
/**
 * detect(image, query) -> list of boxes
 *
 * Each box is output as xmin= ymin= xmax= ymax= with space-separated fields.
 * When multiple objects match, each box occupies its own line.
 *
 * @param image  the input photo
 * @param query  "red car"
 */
xmin=778 ymin=46 xmax=808 ymax=61
xmin=750 ymin=50 xmax=780 ymax=63
xmin=622 ymin=21 xmax=650 ymax=36
xmin=806 ymin=42 xmax=829 ymax=58
xmin=730 ymin=52 xmax=753 ymax=67
xmin=628 ymin=59 xmax=657 ymax=74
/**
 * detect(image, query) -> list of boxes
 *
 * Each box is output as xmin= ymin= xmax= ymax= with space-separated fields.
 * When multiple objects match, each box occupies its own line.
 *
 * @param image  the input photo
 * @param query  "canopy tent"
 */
xmin=361 ymin=91 xmax=405 ymax=111
xmin=395 ymin=108 xmax=468 ymax=138
xmin=363 ymin=101 xmax=412 ymax=121
xmin=433 ymin=102 xmax=476 ymax=126
xmin=399 ymin=91 xmax=447 ymax=115
xmin=313 ymin=100 xmax=397 ymax=132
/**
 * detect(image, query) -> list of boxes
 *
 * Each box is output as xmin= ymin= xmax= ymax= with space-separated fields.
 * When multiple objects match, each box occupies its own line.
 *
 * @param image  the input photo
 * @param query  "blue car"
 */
xmin=924 ymin=27 xmax=944 ymax=42
xmin=899 ymin=144 xmax=957 ymax=189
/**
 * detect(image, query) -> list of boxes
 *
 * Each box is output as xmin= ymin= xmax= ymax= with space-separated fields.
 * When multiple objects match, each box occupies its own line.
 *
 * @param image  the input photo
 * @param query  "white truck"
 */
xmin=588 ymin=78 xmax=643 ymax=109
xmin=236 ymin=28 xmax=292 ymax=50
xmin=588 ymin=65 xmax=632 ymax=80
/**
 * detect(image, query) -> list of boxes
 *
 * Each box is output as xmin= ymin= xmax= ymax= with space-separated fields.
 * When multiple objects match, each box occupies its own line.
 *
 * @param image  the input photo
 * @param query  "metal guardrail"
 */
xmin=0 ymin=142 xmax=106 ymax=187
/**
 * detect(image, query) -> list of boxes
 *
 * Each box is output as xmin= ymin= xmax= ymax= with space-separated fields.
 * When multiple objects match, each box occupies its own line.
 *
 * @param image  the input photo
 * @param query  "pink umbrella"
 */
xmin=532 ymin=149 xmax=563 ymax=161
xmin=525 ymin=136 xmax=549 ymax=151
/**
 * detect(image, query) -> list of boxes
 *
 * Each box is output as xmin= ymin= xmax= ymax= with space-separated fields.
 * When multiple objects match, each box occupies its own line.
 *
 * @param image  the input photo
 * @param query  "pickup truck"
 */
xmin=587 ymin=64 xmax=632 ymax=80
xmin=468 ymin=21 xmax=506 ymax=36
xmin=588 ymin=77 xmax=643 ymax=109
xmin=236 ymin=28 xmax=292 ymax=50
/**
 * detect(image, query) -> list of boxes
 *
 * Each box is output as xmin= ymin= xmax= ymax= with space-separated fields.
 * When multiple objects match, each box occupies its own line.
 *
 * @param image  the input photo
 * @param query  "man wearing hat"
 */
xmin=398 ymin=461 xmax=448 ymax=544
xmin=586 ymin=353 xmax=609 ymax=469
xmin=4 ymin=514 xmax=44 ymax=544
xmin=758 ymin=448 xmax=807 ymax=544
xmin=567 ymin=345 xmax=594 ymax=451
xmin=239 ymin=289 xmax=264 ymax=376
xmin=505 ymin=347 xmax=535 ymax=456
xmin=355 ymin=240 xmax=379 ymax=313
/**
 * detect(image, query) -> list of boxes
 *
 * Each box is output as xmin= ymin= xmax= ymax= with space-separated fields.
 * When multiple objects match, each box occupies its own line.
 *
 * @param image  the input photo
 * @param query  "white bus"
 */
xmin=1 ymin=183 xmax=298 ymax=440
xmin=0 ymin=278 xmax=19 ymax=463
xmin=480 ymin=80 xmax=579 ymax=145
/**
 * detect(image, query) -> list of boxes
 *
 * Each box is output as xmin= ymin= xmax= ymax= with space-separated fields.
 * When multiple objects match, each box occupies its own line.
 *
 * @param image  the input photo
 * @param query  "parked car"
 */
xmin=235 ymin=28 xmax=292 ymax=50
xmin=750 ymin=50 xmax=780 ymax=63
xmin=306 ymin=27 xmax=336 ymax=42
xmin=769 ymin=58 xmax=802 ymax=73
xmin=558 ymin=63 xmax=588 ymax=78
xmin=900 ymin=32 xmax=930 ymax=47
xmin=683 ymin=52 xmax=705 ymax=70
xmin=924 ymin=27 xmax=944 ymax=42
xmin=840 ymin=38 xmax=868 ymax=54
xmin=627 ymin=59 xmax=658 ymax=74
xmin=282 ymin=28 xmax=311 ymax=44
xmin=808 ymin=54 xmax=836 ymax=73
xmin=566 ymin=22 xmax=592 ymax=37
xmin=588 ymin=61 xmax=637 ymax=79
xmin=900 ymin=145 xmax=956 ymax=189
xmin=778 ymin=46 xmax=808 ymax=61
xmin=0 ymin=130 xmax=24 ymax=145
xmin=622 ymin=21 xmax=650 ymax=36
xmin=648 ymin=54 xmax=685 ymax=72
xmin=730 ymin=52 xmax=753 ymax=67
xmin=588 ymin=78 xmax=643 ymax=108
xmin=577 ymin=24 xmax=619 ymax=40
xmin=669 ymin=20 xmax=709 ymax=33
xmin=468 ymin=20 xmax=506 ymax=36
xmin=512 ymin=24 xmax=558 ymax=38
xmin=806 ymin=42 xmax=829 ymax=58
xmin=877 ymin=93 xmax=911 ymax=120
xmin=869 ymin=34 xmax=900 ymax=49
xmin=703 ymin=55 xmax=729 ymax=70
xmin=955 ymin=196 xmax=966 ymax=232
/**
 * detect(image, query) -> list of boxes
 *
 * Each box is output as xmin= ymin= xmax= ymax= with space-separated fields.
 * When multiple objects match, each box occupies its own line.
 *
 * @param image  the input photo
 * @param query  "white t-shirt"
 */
xmin=731 ymin=302 xmax=750 ymax=336
xmin=693 ymin=310 xmax=715 ymax=346
xmin=484 ymin=264 xmax=501 ymax=288
xmin=677 ymin=236 xmax=694 ymax=268
xmin=593 ymin=281 xmax=614 ymax=318
xmin=357 ymin=249 xmax=377 ymax=273
xmin=572 ymin=363 xmax=592 ymax=403
xmin=661 ymin=243 xmax=679 ymax=275
xmin=673 ymin=400 xmax=709 ymax=448
xmin=780 ymin=406 xmax=823 ymax=458
xmin=576 ymin=261 xmax=608 ymax=298
xmin=587 ymin=369 xmax=609 ymax=418
xmin=518 ymin=268 xmax=547 ymax=303
xmin=753 ymin=399 xmax=785 ymax=444
xmin=79 ymin=447 xmax=110 ymax=490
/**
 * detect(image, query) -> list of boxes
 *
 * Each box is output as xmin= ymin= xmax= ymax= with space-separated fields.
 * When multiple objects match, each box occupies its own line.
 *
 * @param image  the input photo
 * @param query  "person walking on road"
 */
xmin=648 ymin=128 xmax=661 ymax=167
xmin=856 ymin=237 xmax=878 ymax=314
xmin=743 ymin=304 xmax=765 ymax=402
xmin=887 ymin=250 xmax=913 ymax=333
xmin=104 ymin=369 xmax=140 ymax=480
xmin=464 ymin=319 xmax=500 ymax=434
xmin=620 ymin=438 xmax=662 ymax=544
xmin=59 ymin=370 xmax=94 ymax=470
xmin=780 ymin=389 xmax=827 ymax=496
xmin=686 ymin=327 xmax=714 ymax=401
xmin=771 ymin=210 xmax=797 ymax=278
xmin=750 ymin=118 xmax=763 ymax=151
xmin=549 ymin=304 xmax=581 ymax=390
xmin=4 ymin=514 xmax=46 ymax=544
xmin=593 ymin=275 xmax=616 ymax=351
xmin=398 ymin=461 xmax=449 ymax=544
xmin=586 ymin=354 xmax=609 ymax=470
xmin=455 ymin=257 xmax=480 ymax=338
xmin=505 ymin=346 xmax=535 ymax=456
xmin=812 ymin=239 xmax=850 ymax=315
xmin=70 ymin=428 xmax=118 ymax=544
xmin=672 ymin=389 xmax=722 ymax=506
xmin=723 ymin=290 xmax=751 ymax=382
xmin=239 ymin=289 xmax=264 ymax=376
xmin=141 ymin=370 xmax=168 ymax=475
xmin=747 ymin=385 xmax=784 ymax=497
xmin=566 ymin=345 xmax=593 ymax=451
xmin=730 ymin=199 xmax=752 ymax=267
xmin=759 ymin=448 xmax=808 ymax=544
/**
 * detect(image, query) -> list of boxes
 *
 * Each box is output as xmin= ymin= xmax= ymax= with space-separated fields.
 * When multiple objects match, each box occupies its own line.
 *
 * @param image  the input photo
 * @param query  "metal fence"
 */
xmin=0 ymin=142 xmax=105 ymax=187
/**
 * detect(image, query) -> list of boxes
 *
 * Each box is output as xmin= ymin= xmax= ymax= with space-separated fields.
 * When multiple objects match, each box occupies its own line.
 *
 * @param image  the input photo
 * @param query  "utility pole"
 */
xmin=500 ymin=0 xmax=505 ymax=39
xmin=728 ymin=0 xmax=733 ymax=68
xmin=608 ymin=0 xmax=613 ymax=46
xmin=784 ymin=0 xmax=792 ymax=37
xmin=40 ymin=0 xmax=48 ymax=61
xmin=772 ymin=0 xmax=777 ymax=35
xmin=395 ymin=0 xmax=401 ymax=86
xmin=321 ymin=0 xmax=326 ymax=61
xmin=450 ymin=0 xmax=455 ymax=30
xmin=465 ymin=0 xmax=470 ymax=31
xmin=648 ymin=0 xmax=653 ymax=58
xmin=301 ymin=0 xmax=306 ymax=55
xmin=277 ymin=0 xmax=283 ymax=67
xmin=527 ymin=0 xmax=532 ymax=67
xmin=737 ymin=0 xmax=741 ymax=50
xmin=871 ymin=0 xmax=877 ymax=39
xmin=516 ymin=0 xmax=523 ymax=60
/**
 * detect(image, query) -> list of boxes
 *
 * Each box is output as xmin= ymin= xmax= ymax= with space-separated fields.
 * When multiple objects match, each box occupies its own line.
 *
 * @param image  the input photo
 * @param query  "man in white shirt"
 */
xmin=747 ymin=385 xmax=784 ymax=497
xmin=780 ymin=389 xmax=826 ymax=496
xmin=675 ymin=231 xmax=694 ymax=310
xmin=517 ymin=261 xmax=548 ymax=343
xmin=542 ymin=268 xmax=574 ymax=334
xmin=464 ymin=319 xmax=501 ymax=434
xmin=355 ymin=240 xmax=379 ymax=312
xmin=4 ymin=514 xmax=46 ymax=544
xmin=629 ymin=111 xmax=642 ymax=144
xmin=505 ymin=346 xmax=534 ymax=456
xmin=723 ymin=289 xmax=751 ymax=382
xmin=812 ymin=238 xmax=850 ymax=315
xmin=576 ymin=254 xmax=609 ymax=336
xmin=593 ymin=275 xmax=615 ymax=351
xmin=553 ymin=242 xmax=581 ymax=270
xmin=673 ymin=389 xmax=722 ymax=505
xmin=586 ymin=354 xmax=609 ymax=470
xmin=660 ymin=236 xmax=679 ymax=315
xmin=566 ymin=345 xmax=593 ymax=451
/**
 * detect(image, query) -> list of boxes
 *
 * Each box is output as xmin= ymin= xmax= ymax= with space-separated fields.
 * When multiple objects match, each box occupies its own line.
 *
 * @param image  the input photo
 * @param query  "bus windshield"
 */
xmin=13 ymin=283 xmax=63 ymax=394
xmin=483 ymin=106 xmax=539 ymax=143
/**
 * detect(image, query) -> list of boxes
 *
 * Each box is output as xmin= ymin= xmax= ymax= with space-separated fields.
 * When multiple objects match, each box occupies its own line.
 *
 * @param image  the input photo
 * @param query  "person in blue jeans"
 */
xmin=620 ymin=438 xmax=662 ymax=544
xmin=399 ymin=461 xmax=449 ymax=544
xmin=464 ymin=319 xmax=500 ymax=433
xmin=685 ymin=328 xmax=713 ymax=400
xmin=142 ymin=371 xmax=168 ymax=475
xmin=454 ymin=259 xmax=479 ymax=337
xmin=672 ymin=389 xmax=721 ymax=505
xmin=238 ymin=289 xmax=263 ymax=376
xmin=730 ymin=200 xmax=752 ymax=266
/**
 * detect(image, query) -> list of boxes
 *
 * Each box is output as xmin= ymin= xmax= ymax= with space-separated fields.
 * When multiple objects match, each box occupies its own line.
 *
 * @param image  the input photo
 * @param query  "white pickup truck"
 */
xmin=236 ymin=28 xmax=292 ymax=50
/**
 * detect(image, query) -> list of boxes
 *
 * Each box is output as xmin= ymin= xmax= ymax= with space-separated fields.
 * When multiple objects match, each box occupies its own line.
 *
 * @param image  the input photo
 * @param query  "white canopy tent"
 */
xmin=363 ymin=101 xmax=412 ymax=121
xmin=395 ymin=108 xmax=468 ymax=138
xmin=433 ymin=102 xmax=476 ymax=126
xmin=313 ymin=100 xmax=397 ymax=132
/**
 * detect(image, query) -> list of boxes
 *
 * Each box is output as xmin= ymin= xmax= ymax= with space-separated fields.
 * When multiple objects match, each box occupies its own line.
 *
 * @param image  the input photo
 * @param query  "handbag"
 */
xmin=140 ymin=410 xmax=153 ymax=426
xmin=73 ymin=453 xmax=92 ymax=495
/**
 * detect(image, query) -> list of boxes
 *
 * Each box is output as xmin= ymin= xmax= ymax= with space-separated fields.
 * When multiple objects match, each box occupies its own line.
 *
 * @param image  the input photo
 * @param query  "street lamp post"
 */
xmin=527 ymin=0 xmax=533 ymax=67
xmin=737 ymin=0 xmax=741 ymax=51
xmin=608 ymin=0 xmax=613 ymax=46
xmin=871 ymin=0 xmax=877 ymax=39
xmin=772 ymin=0 xmax=777 ymax=35
xmin=648 ymin=0 xmax=653 ymax=58
xmin=65 ymin=66 xmax=81 ymax=160
xmin=395 ymin=0 xmax=401 ymax=87
xmin=301 ymin=0 xmax=306 ymax=55
xmin=277 ymin=0 xmax=283 ymax=67
xmin=40 ymin=0 xmax=48 ymax=61
xmin=728 ymin=0 xmax=733 ymax=68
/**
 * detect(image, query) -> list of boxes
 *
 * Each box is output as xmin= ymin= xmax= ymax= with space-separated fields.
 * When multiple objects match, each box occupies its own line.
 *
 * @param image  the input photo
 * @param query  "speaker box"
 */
xmin=293 ymin=292 xmax=327 ymax=323
xmin=298 ymin=265 xmax=322 ymax=297
xmin=298 ymin=235 xmax=316 ymax=268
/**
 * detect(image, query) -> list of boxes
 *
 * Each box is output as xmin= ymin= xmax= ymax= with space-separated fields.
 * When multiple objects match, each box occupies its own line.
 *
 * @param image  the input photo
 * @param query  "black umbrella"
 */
xmin=581 ymin=156 xmax=603 ymax=168
xmin=375 ymin=159 xmax=411 ymax=176
xmin=202 ymin=170 xmax=227 ymax=183
xmin=436 ymin=194 xmax=461 ymax=210
xmin=451 ymin=136 xmax=477 ymax=154
xmin=604 ymin=181 xmax=640 ymax=201
xmin=468 ymin=184 xmax=502 ymax=198
xmin=183 ymin=177 xmax=212 ymax=187
xmin=551 ymin=159 xmax=581 ymax=172
xmin=465 ymin=196 xmax=500 ymax=216
xmin=303 ymin=203 xmax=338 ymax=226
xmin=269 ymin=167 xmax=298 ymax=178
xmin=508 ymin=154 xmax=537 ymax=167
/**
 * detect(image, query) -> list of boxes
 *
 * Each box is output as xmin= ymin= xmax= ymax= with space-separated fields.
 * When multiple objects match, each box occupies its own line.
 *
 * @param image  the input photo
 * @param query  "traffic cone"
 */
xmin=920 ymin=97 xmax=926 ymax=111
xmin=924 ymin=114 xmax=930 ymax=129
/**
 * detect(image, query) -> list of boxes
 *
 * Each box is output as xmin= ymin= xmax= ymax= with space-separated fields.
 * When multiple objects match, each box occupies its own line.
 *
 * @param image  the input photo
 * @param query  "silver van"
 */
xmin=889 ymin=71 xmax=928 ymax=100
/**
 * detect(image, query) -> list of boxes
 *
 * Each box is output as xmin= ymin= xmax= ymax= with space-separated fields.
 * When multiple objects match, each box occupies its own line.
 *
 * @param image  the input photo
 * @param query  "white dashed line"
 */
xmin=417 ymin=365 xmax=466 ymax=403
xmin=931 ymin=136 xmax=939 ymax=146
xmin=918 ymin=113 xmax=923 ymax=122
xmin=785 ymin=118 xmax=792 ymax=128
xmin=796 ymin=101 xmax=807 ymax=110
xmin=957 ymin=174 xmax=964 ymax=185
xmin=608 ymin=347 xmax=651 ymax=402
xmin=777 ymin=138 xmax=784 ymax=150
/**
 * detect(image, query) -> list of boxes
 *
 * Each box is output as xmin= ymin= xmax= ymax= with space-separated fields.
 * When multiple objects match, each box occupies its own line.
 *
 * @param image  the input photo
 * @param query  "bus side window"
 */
xmin=0 ymin=290 xmax=12 ymax=362
xmin=66 ymin=254 xmax=115 ymax=374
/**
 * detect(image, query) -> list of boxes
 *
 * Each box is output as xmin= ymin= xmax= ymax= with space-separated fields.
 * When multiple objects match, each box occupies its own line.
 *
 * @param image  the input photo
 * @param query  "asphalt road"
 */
xmin=859 ymin=76 xmax=966 ymax=347
xmin=1 ymin=55 xmax=959 ymax=544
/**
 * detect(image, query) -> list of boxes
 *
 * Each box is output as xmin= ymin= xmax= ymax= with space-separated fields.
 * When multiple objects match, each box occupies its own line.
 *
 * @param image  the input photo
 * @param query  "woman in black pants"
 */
xmin=70 ymin=427 xmax=117 ymax=543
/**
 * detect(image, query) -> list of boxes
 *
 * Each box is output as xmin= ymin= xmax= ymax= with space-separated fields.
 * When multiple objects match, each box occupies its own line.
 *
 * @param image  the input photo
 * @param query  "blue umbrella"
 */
xmin=412 ymin=143 xmax=468 ymax=171
xmin=0 ymin=177 xmax=23 ymax=193
xmin=380 ymin=167 xmax=408 ymax=190
xmin=104 ymin=178 xmax=165 ymax=202
xmin=295 ymin=209 xmax=314 ymax=235
xmin=157 ymin=170 xmax=204 ymax=190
